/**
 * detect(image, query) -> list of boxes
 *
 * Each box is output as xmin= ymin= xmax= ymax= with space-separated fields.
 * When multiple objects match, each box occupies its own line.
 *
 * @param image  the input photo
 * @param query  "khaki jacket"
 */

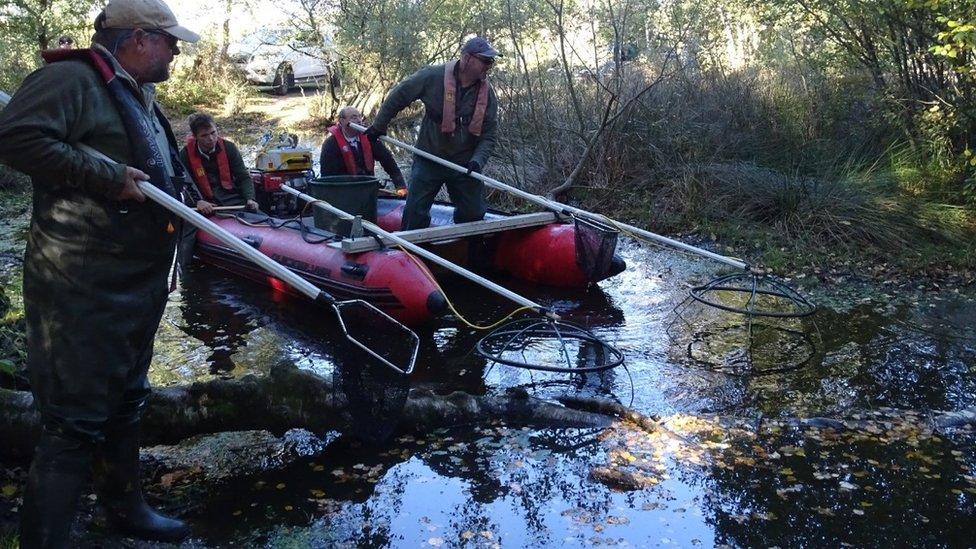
xmin=371 ymin=63 xmax=498 ymax=167
xmin=0 ymin=46 xmax=179 ymax=293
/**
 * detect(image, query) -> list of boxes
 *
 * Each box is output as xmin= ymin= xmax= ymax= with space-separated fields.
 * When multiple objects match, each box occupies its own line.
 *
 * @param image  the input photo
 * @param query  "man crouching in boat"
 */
xmin=0 ymin=0 xmax=197 ymax=544
xmin=180 ymin=111 xmax=258 ymax=215
xmin=364 ymin=36 xmax=500 ymax=230
xmin=320 ymin=105 xmax=408 ymax=196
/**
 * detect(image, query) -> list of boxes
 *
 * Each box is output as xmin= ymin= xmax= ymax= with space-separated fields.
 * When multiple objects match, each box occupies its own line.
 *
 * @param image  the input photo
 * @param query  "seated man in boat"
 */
xmin=180 ymin=111 xmax=258 ymax=214
xmin=320 ymin=105 xmax=407 ymax=196
xmin=364 ymin=36 xmax=500 ymax=230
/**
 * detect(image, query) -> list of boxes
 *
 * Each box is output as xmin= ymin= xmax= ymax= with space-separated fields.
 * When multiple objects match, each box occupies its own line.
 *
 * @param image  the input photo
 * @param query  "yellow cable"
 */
xmin=395 ymin=243 xmax=532 ymax=330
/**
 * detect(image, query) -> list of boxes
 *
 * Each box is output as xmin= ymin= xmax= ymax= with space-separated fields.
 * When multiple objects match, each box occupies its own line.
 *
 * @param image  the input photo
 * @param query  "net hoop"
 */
xmin=476 ymin=318 xmax=625 ymax=373
xmin=689 ymin=272 xmax=815 ymax=319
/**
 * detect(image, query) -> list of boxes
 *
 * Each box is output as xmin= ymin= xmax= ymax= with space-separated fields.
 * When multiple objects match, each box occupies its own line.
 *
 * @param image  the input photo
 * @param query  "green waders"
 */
xmin=19 ymin=229 xmax=189 ymax=547
xmin=401 ymin=156 xmax=486 ymax=230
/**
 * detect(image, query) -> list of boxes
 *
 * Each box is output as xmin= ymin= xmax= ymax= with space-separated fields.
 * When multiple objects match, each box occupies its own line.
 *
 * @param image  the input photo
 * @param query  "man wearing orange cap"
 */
xmin=0 ymin=0 xmax=199 ymax=545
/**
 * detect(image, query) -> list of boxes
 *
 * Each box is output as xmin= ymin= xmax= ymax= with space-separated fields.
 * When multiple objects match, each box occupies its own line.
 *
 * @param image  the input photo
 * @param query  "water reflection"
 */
xmin=177 ymin=264 xmax=258 ymax=374
xmin=700 ymin=430 xmax=976 ymax=547
xmin=149 ymin=235 xmax=976 ymax=546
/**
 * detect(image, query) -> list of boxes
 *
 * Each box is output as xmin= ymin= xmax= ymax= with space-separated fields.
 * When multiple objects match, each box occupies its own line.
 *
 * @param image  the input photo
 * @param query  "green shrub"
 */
xmin=156 ymin=39 xmax=254 ymax=118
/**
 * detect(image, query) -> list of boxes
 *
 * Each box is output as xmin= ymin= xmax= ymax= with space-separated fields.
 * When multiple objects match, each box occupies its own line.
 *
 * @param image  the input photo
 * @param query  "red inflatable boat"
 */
xmin=195 ymin=197 xmax=625 ymax=326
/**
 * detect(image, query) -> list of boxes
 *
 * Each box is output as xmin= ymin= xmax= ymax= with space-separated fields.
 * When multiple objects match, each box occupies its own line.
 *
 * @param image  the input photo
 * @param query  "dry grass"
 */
xmin=488 ymin=58 xmax=969 ymax=265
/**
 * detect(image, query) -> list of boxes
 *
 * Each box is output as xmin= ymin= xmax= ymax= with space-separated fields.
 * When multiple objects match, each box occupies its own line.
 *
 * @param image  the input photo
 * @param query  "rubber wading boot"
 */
xmin=19 ymin=432 xmax=92 ymax=549
xmin=94 ymin=424 xmax=189 ymax=542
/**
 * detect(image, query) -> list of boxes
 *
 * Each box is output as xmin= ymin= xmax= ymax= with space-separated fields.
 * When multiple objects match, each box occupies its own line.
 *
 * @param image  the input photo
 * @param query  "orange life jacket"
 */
xmin=327 ymin=125 xmax=374 ymax=175
xmin=441 ymin=59 xmax=489 ymax=136
xmin=184 ymin=136 xmax=233 ymax=200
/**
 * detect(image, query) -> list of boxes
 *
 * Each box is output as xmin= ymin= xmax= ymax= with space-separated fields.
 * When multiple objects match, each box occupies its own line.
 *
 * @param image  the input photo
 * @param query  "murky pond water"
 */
xmin=147 ymin=239 xmax=976 ymax=547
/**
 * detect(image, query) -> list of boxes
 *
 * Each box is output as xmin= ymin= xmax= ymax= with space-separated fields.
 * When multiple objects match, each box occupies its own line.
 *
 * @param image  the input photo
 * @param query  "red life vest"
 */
xmin=184 ymin=136 xmax=233 ymax=200
xmin=441 ymin=60 xmax=489 ymax=136
xmin=327 ymin=125 xmax=373 ymax=175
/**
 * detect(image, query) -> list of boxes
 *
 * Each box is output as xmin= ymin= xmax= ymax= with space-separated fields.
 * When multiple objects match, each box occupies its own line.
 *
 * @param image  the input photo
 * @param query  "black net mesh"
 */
xmin=331 ymin=351 xmax=410 ymax=444
xmin=334 ymin=300 xmax=418 ymax=374
xmin=574 ymin=216 xmax=619 ymax=281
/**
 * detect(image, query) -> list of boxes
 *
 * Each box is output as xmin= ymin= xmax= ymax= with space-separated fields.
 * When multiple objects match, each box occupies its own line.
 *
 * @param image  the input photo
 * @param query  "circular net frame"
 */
xmin=688 ymin=272 xmax=815 ymax=318
xmin=669 ymin=272 xmax=819 ymax=375
xmin=476 ymin=318 xmax=625 ymax=373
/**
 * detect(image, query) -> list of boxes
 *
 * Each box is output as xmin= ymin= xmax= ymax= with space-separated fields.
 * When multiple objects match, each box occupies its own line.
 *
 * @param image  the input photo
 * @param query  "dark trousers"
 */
xmin=24 ymin=260 xmax=170 ymax=444
xmin=401 ymin=156 xmax=486 ymax=230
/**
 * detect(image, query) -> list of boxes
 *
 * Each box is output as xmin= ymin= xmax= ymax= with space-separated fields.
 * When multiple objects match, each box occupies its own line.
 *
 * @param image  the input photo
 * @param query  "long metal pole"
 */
xmin=76 ymin=144 xmax=329 ymax=303
xmin=280 ymin=185 xmax=556 ymax=319
xmin=352 ymin=122 xmax=750 ymax=271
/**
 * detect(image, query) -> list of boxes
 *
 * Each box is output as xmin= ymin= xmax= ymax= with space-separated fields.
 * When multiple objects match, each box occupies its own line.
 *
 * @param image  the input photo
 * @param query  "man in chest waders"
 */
xmin=365 ymin=36 xmax=501 ymax=230
xmin=0 ymin=0 xmax=199 ymax=545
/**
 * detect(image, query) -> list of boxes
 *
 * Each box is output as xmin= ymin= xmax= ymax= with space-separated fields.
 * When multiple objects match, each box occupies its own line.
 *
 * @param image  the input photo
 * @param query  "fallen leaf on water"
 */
xmin=460 ymin=531 xmax=475 ymax=540
xmin=1 ymin=484 xmax=17 ymax=498
xmin=428 ymin=537 xmax=444 ymax=546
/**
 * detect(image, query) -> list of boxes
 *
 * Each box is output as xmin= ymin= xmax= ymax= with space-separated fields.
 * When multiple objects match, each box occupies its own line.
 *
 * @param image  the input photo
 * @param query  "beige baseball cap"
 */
xmin=101 ymin=0 xmax=200 ymax=43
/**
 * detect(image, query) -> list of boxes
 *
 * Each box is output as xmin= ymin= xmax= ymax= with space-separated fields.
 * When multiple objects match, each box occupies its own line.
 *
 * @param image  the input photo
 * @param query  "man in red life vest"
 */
xmin=180 ymin=111 xmax=258 ymax=215
xmin=320 ymin=106 xmax=407 ymax=195
xmin=365 ymin=36 xmax=500 ymax=230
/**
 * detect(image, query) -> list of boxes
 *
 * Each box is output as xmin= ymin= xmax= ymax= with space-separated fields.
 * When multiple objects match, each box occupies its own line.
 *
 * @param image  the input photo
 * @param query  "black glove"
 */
xmin=466 ymin=160 xmax=482 ymax=175
xmin=364 ymin=126 xmax=385 ymax=141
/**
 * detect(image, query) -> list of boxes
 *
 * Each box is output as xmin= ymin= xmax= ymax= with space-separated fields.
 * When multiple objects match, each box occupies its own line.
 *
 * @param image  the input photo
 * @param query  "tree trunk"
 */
xmin=4 ymin=360 xmax=973 ymax=463
xmin=220 ymin=0 xmax=232 ymax=58
xmin=0 ymin=361 xmax=612 ymax=461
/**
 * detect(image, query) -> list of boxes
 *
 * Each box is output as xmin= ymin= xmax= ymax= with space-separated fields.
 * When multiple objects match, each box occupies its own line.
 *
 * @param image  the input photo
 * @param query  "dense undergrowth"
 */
xmin=2 ymin=37 xmax=974 ymax=276
xmin=155 ymin=39 xmax=254 ymax=118
xmin=488 ymin=60 xmax=976 ymax=273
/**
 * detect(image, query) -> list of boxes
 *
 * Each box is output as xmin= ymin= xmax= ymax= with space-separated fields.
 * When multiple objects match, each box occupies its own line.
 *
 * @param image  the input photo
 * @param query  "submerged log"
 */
xmin=2 ymin=359 xmax=972 ymax=462
xmin=0 ymin=361 xmax=612 ymax=461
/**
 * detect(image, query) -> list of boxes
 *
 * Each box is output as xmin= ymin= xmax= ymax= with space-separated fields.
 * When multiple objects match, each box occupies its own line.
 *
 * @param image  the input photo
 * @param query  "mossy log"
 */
xmin=2 ymin=360 xmax=973 ymax=462
xmin=0 ymin=361 xmax=612 ymax=461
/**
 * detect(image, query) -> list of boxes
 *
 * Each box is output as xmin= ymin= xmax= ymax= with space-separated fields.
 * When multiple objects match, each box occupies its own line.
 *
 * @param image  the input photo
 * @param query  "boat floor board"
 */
xmin=330 ymin=212 xmax=559 ymax=253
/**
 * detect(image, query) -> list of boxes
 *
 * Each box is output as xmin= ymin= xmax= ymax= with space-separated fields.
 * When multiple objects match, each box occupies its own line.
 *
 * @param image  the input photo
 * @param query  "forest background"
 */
xmin=1 ymin=0 xmax=975 ymax=272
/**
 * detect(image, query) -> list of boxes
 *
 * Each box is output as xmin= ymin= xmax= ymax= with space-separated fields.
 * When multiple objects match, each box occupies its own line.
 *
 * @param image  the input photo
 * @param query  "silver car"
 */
xmin=231 ymin=29 xmax=337 ymax=95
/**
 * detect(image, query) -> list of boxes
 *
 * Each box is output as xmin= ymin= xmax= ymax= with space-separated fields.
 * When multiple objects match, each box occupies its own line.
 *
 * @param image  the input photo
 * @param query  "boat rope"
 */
xmin=395 ymin=243 xmax=532 ymax=330
xmin=220 ymin=208 xmax=340 ymax=245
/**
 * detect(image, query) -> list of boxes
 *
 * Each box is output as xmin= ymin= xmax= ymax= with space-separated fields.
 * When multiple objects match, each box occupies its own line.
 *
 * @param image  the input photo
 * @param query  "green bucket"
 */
xmin=306 ymin=175 xmax=380 ymax=236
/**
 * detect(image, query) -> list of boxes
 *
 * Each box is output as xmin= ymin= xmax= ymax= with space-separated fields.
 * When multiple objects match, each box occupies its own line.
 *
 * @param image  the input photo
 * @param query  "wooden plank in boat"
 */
xmin=330 ymin=212 xmax=558 ymax=252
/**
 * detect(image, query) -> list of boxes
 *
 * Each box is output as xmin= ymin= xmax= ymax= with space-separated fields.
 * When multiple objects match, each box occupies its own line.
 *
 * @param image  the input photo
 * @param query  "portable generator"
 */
xmin=251 ymin=133 xmax=315 ymax=217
